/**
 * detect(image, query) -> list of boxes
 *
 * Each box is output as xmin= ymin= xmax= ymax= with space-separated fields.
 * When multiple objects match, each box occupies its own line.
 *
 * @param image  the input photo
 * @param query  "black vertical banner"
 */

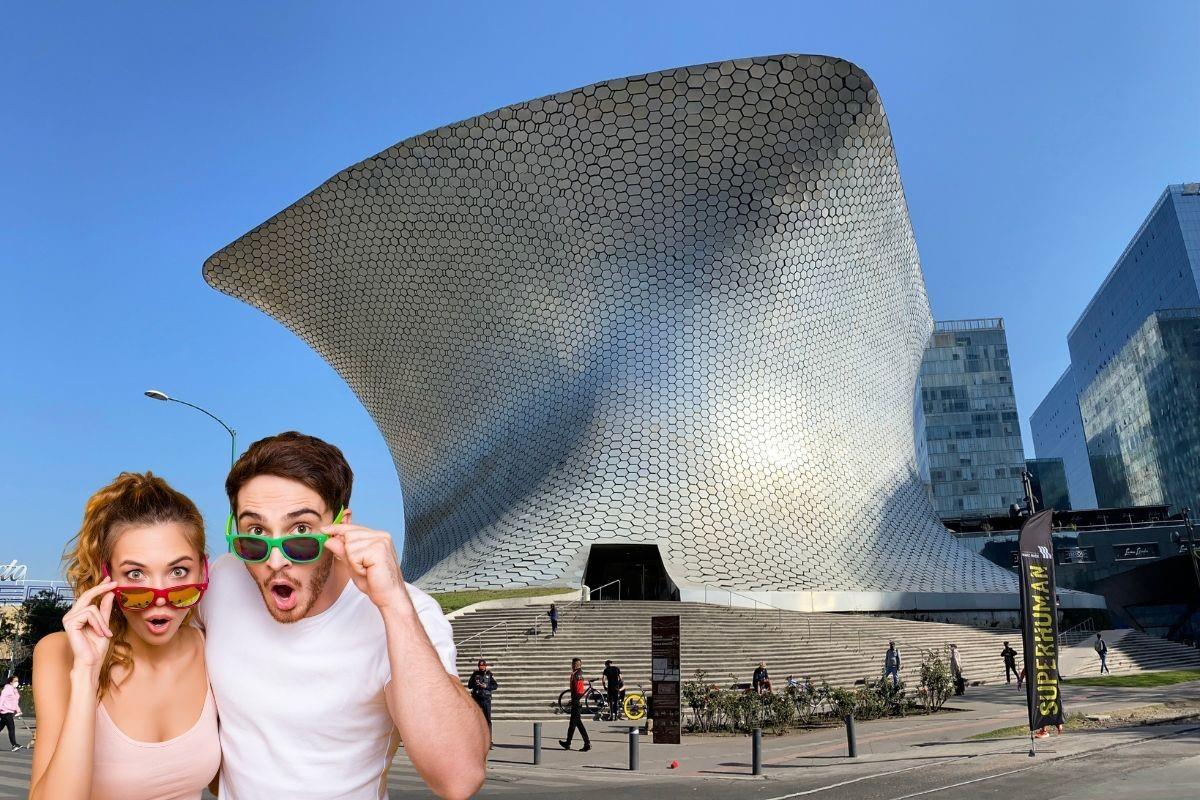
xmin=1017 ymin=510 xmax=1065 ymax=729
xmin=650 ymin=615 xmax=681 ymax=744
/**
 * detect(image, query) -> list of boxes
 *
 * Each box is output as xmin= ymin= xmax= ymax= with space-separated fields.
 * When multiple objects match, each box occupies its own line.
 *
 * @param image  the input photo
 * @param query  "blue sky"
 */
xmin=2 ymin=1 xmax=1197 ymax=580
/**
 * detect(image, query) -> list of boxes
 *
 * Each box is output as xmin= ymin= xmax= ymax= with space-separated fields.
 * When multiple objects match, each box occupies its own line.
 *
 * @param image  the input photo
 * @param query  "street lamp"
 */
xmin=1174 ymin=508 xmax=1200 ymax=599
xmin=143 ymin=389 xmax=238 ymax=468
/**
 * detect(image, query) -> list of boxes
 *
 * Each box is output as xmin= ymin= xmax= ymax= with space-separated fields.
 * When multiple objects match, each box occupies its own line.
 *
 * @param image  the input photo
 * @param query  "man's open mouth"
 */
xmin=145 ymin=615 xmax=172 ymax=635
xmin=269 ymin=580 xmax=299 ymax=612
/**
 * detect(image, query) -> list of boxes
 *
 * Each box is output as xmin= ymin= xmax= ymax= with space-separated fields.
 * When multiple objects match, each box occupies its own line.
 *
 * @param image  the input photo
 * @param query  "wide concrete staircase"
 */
xmin=452 ymin=601 xmax=1200 ymax=719
xmin=1060 ymin=628 xmax=1200 ymax=676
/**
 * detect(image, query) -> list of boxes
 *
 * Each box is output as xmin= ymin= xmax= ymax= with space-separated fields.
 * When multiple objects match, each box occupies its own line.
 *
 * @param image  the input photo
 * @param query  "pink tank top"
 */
xmin=91 ymin=688 xmax=220 ymax=800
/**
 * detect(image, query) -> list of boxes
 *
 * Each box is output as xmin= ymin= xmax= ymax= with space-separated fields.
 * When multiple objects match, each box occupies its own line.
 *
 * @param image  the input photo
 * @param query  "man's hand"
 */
xmin=324 ymin=523 xmax=409 ymax=609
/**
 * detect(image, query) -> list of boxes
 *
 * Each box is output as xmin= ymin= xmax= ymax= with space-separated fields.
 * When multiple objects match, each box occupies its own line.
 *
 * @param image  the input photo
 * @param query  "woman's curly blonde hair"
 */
xmin=63 ymin=471 xmax=205 ymax=696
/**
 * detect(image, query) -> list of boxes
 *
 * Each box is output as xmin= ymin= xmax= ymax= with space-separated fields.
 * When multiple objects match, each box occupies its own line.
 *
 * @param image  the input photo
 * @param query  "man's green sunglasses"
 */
xmin=225 ymin=507 xmax=346 ymax=564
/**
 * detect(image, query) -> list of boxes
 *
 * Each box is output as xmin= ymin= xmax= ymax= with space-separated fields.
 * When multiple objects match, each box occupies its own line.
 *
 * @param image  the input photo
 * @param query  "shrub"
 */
xmin=919 ymin=649 xmax=953 ymax=713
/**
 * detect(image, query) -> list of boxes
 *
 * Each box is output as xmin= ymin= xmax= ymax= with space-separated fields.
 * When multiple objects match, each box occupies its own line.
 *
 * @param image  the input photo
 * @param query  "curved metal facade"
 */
xmin=204 ymin=55 xmax=1017 ymax=602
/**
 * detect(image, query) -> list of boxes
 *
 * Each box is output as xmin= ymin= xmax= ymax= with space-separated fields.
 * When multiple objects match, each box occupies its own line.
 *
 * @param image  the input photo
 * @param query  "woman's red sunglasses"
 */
xmin=101 ymin=558 xmax=210 ymax=611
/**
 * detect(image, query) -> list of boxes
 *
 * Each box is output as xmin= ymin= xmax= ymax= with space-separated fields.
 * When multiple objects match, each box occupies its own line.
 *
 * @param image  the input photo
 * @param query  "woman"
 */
xmin=0 ymin=675 xmax=22 ymax=750
xmin=30 ymin=472 xmax=219 ymax=800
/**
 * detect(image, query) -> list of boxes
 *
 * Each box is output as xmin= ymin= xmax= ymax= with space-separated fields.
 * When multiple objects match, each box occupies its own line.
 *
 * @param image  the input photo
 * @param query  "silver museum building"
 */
xmin=204 ymin=54 xmax=1103 ymax=613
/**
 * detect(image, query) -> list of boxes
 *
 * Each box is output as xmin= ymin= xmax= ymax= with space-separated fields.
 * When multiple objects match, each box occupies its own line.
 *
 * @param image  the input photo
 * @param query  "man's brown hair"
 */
xmin=226 ymin=431 xmax=353 ymax=514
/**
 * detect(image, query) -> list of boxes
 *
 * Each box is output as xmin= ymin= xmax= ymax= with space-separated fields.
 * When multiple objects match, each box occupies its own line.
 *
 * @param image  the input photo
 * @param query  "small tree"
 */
xmin=918 ymin=649 xmax=953 ymax=713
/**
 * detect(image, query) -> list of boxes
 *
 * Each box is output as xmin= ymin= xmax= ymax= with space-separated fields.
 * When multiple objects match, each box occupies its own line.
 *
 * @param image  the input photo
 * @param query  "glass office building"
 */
xmin=920 ymin=318 xmax=1027 ymax=518
xmin=1079 ymin=308 xmax=1200 ymax=513
xmin=1025 ymin=457 xmax=1071 ymax=511
xmin=1032 ymin=183 xmax=1200 ymax=509
xmin=1030 ymin=369 xmax=1097 ymax=508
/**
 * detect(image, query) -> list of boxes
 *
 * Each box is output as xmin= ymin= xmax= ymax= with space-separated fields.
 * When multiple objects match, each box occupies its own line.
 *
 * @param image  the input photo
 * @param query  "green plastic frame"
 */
xmin=225 ymin=506 xmax=346 ymax=563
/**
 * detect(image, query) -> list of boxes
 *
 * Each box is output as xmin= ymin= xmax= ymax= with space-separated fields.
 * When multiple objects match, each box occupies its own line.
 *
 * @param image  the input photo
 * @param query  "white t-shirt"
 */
xmin=200 ymin=553 xmax=457 ymax=800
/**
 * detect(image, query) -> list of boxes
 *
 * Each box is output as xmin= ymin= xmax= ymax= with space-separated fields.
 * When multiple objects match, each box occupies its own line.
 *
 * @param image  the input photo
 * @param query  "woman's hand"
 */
xmin=62 ymin=581 xmax=116 ymax=680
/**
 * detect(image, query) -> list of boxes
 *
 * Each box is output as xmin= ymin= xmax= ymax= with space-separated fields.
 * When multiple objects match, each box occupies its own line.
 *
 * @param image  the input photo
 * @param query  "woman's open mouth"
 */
xmin=144 ymin=615 xmax=172 ymax=635
xmin=269 ymin=580 xmax=299 ymax=612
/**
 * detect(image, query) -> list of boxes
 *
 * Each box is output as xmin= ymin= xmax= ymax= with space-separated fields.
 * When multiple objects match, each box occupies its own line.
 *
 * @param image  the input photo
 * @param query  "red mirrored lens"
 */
xmin=166 ymin=586 xmax=203 ymax=608
xmin=117 ymin=589 xmax=155 ymax=610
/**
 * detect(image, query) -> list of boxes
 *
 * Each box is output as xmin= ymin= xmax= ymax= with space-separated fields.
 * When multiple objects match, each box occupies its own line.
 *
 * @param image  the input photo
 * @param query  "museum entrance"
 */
xmin=583 ymin=544 xmax=679 ymax=601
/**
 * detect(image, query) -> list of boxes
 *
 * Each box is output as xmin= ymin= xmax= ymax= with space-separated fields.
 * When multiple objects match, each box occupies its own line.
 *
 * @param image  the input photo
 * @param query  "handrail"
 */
xmin=588 ymin=579 xmax=621 ymax=601
xmin=1058 ymin=617 xmax=1096 ymax=647
xmin=701 ymin=584 xmax=784 ymax=631
xmin=458 ymin=620 xmax=509 ymax=660
xmin=700 ymin=583 xmax=869 ymax=653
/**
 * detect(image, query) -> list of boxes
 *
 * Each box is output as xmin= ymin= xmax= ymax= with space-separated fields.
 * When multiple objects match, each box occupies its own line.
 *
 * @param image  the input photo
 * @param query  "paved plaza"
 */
xmin=2 ymin=679 xmax=1198 ymax=798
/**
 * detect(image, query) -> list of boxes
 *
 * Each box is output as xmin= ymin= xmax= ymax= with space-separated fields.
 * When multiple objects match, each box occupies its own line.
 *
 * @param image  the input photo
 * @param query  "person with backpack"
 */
xmin=467 ymin=659 xmax=499 ymax=744
xmin=548 ymin=603 xmax=559 ymax=637
xmin=1095 ymin=633 xmax=1110 ymax=674
xmin=559 ymin=658 xmax=591 ymax=751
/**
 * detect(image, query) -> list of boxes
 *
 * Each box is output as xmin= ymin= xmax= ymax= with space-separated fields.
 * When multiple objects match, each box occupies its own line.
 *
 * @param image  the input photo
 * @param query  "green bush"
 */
xmin=918 ymin=650 xmax=953 ymax=713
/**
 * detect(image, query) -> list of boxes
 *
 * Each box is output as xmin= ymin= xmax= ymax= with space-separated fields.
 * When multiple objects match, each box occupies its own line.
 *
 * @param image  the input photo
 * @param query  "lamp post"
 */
xmin=1176 ymin=508 xmax=1200 ymax=599
xmin=144 ymin=390 xmax=237 ymax=468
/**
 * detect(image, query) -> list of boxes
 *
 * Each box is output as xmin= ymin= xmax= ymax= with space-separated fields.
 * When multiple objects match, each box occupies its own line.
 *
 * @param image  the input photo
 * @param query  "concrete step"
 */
xmin=450 ymin=602 xmax=1200 ymax=718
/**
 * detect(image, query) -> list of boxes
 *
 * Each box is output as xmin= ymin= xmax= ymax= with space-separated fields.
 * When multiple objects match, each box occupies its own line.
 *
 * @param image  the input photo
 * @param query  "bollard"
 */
xmin=629 ymin=727 xmax=640 ymax=771
xmin=844 ymin=714 xmax=857 ymax=758
xmin=533 ymin=722 xmax=542 ymax=765
xmin=752 ymin=728 xmax=762 ymax=776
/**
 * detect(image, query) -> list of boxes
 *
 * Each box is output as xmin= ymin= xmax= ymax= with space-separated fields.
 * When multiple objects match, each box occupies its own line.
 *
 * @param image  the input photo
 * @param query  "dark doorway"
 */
xmin=583 ymin=544 xmax=679 ymax=601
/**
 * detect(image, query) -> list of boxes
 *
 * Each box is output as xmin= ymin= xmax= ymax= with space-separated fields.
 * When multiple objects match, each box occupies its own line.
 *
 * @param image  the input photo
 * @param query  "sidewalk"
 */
xmin=479 ymin=679 xmax=1200 ymax=781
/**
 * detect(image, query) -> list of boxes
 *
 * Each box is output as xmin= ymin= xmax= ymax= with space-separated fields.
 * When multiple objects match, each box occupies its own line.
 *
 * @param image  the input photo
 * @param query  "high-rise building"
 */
xmin=1032 ymin=183 xmax=1200 ymax=509
xmin=919 ymin=319 xmax=1027 ymax=519
xmin=1079 ymin=308 xmax=1200 ymax=512
xmin=1025 ymin=457 xmax=1071 ymax=511
xmin=1030 ymin=369 xmax=1097 ymax=508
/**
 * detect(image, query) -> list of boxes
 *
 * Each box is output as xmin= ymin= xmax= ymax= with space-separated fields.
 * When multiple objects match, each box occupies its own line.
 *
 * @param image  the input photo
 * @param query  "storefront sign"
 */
xmin=1114 ymin=543 xmax=1159 ymax=561
xmin=1055 ymin=547 xmax=1095 ymax=565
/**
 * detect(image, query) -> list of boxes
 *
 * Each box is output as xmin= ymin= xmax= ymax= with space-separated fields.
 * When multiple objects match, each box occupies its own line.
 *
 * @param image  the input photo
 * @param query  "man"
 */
xmin=752 ymin=661 xmax=771 ymax=694
xmin=548 ymin=603 xmax=559 ymax=637
xmin=1095 ymin=633 xmax=1110 ymax=674
xmin=1001 ymin=641 xmax=1019 ymax=684
xmin=883 ymin=641 xmax=901 ymax=687
xmin=467 ymin=659 xmax=499 ymax=742
xmin=950 ymin=644 xmax=965 ymax=695
xmin=601 ymin=659 xmax=622 ymax=720
xmin=559 ymin=657 xmax=591 ymax=751
xmin=201 ymin=432 xmax=489 ymax=799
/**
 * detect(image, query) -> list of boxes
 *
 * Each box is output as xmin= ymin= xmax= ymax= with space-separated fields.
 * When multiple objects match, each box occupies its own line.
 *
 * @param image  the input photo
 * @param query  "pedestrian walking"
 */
xmin=1001 ymin=641 xmax=1019 ymax=685
xmin=548 ymin=603 xmax=559 ymax=637
xmin=883 ymin=641 xmax=901 ymax=687
xmin=950 ymin=644 xmax=965 ymax=695
xmin=0 ymin=676 xmax=22 ymax=751
xmin=467 ymin=659 xmax=499 ymax=744
xmin=1095 ymin=633 xmax=1110 ymax=674
xmin=601 ymin=660 xmax=622 ymax=720
xmin=559 ymin=658 xmax=591 ymax=751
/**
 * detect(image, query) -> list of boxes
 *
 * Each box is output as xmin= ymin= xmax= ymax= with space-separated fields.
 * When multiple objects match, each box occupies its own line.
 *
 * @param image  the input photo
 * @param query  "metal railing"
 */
xmin=1058 ymin=617 xmax=1097 ymax=648
xmin=457 ymin=620 xmax=510 ymax=660
xmin=588 ymin=579 xmax=621 ymax=601
xmin=701 ymin=584 xmax=784 ymax=630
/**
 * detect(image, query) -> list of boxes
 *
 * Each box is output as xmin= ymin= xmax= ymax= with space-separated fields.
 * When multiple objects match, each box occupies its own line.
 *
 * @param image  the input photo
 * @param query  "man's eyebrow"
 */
xmin=285 ymin=508 xmax=322 ymax=520
xmin=237 ymin=510 xmax=263 ymax=522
